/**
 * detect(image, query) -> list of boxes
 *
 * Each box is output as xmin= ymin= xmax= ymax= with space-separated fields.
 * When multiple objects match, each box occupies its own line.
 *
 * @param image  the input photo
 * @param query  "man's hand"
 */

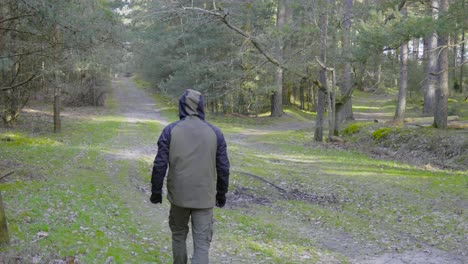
xmin=150 ymin=193 xmax=162 ymax=204
xmin=216 ymin=193 xmax=226 ymax=208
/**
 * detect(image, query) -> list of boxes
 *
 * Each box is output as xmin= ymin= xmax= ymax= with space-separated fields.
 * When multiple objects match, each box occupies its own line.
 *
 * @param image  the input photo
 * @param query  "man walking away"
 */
xmin=150 ymin=89 xmax=230 ymax=264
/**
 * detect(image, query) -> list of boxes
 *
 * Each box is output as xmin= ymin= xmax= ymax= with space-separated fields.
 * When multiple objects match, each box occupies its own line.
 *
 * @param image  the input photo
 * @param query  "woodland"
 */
xmin=0 ymin=0 xmax=467 ymax=263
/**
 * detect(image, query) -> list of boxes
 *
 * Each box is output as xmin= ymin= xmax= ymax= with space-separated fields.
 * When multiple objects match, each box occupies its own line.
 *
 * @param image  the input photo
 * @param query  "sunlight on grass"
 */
xmin=353 ymin=105 xmax=395 ymax=110
xmin=0 ymin=132 xmax=62 ymax=146
xmin=2 ymin=76 xmax=466 ymax=263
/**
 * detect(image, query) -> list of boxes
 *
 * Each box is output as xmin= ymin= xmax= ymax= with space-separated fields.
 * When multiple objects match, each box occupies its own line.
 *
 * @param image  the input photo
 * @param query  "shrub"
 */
xmin=371 ymin=127 xmax=399 ymax=141
xmin=342 ymin=122 xmax=373 ymax=136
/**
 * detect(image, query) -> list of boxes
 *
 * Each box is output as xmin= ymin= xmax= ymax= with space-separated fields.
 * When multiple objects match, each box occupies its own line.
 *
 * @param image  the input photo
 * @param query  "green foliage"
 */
xmin=342 ymin=122 xmax=373 ymax=136
xmin=371 ymin=127 xmax=400 ymax=141
xmin=0 ymin=0 xmax=126 ymax=123
xmin=0 ymin=133 xmax=59 ymax=146
xmin=2 ymin=80 xmax=467 ymax=262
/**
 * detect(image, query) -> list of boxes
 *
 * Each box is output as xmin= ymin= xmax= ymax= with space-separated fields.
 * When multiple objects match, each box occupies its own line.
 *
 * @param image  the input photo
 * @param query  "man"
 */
xmin=150 ymin=89 xmax=230 ymax=264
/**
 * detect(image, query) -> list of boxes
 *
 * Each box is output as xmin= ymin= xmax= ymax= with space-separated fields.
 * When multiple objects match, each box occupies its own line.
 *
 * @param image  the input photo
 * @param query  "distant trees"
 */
xmin=129 ymin=0 xmax=466 ymax=139
xmin=0 ymin=0 xmax=125 ymax=129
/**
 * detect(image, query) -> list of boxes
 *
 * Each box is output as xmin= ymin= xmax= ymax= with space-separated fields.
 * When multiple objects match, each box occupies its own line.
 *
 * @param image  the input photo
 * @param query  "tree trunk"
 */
xmin=423 ymin=0 xmax=439 ymax=116
xmin=451 ymin=34 xmax=457 ymax=87
xmin=314 ymin=90 xmax=326 ymax=142
xmin=340 ymin=0 xmax=353 ymax=122
xmin=271 ymin=0 xmax=286 ymax=117
xmin=375 ymin=52 xmax=382 ymax=86
xmin=314 ymin=7 xmax=328 ymax=142
xmin=271 ymin=67 xmax=283 ymax=117
xmin=395 ymin=44 xmax=408 ymax=121
xmin=0 ymin=191 xmax=9 ymax=245
xmin=300 ymin=77 xmax=306 ymax=110
xmin=282 ymin=1 xmax=292 ymax=106
xmin=330 ymin=70 xmax=337 ymax=137
xmin=54 ymin=75 xmax=61 ymax=133
xmin=460 ymin=27 xmax=465 ymax=94
xmin=413 ymin=38 xmax=419 ymax=60
xmin=394 ymin=6 xmax=408 ymax=122
xmin=434 ymin=0 xmax=449 ymax=129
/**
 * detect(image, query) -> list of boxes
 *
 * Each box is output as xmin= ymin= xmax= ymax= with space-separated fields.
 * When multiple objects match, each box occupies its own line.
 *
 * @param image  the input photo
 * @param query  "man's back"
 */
xmin=168 ymin=116 xmax=218 ymax=208
xmin=150 ymin=89 xmax=230 ymax=264
xmin=150 ymin=89 xmax=229 ymax=208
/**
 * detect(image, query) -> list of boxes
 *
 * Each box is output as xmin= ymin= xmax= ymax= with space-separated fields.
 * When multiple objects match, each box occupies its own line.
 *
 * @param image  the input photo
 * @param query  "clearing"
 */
xmin=0 ymin=77 xmax=467 ymax=263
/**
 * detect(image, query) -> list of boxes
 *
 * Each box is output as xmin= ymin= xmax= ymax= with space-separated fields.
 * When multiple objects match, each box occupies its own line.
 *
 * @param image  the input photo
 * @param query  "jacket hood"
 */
xmin=178 ymin=89 xmax=205 ymax=120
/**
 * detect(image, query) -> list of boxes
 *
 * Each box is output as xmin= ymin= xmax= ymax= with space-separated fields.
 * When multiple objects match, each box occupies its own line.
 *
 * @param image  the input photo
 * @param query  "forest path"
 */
xmin=104 ymin=77 xmax=174 ymax=260
xmin=107 ymin=77 xmax=233 ymax=263
xmin=105 ymin=78 xmax=466 ymax=264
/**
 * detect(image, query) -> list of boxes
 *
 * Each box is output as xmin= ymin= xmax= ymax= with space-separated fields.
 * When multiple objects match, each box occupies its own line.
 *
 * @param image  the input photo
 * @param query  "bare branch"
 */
xmin=0 ymin=14 xmax=34 ymax=24
xmin=1 ymin=73 xmax=38 ymax=91
xmin=181 ymin=5 xmax=362 ymax=109
xmin=181 ymin=6 xmax=305 ymax=77
xmin=0 ymin=27 xmax=39 ymax=36
xmin=315 ymin=56 xmax=334 ymax=72
xmin=0 ymin=172 xmax=14 ymax=181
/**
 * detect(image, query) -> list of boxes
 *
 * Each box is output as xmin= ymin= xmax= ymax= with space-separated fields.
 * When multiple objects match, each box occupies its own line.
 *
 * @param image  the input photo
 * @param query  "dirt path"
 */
xmin=106 ymin=77 xmax=219 ymax=262
xmin=101 ymin=78 xmax=174 ymax=259
xmin=106 ymin=78 xmax=466 ymax=264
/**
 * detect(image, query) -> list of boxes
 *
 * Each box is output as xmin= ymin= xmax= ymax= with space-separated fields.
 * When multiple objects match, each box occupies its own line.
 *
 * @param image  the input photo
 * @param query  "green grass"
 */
xmin=209 ymin=123 xmax=466 ymax=261
xmin=1 ymin=78 xmax=466 ymax=263
xmin=448 ymin=94 xmax=468 ymax=120
xmin=0 ymin=92 xmax=171 ymax=263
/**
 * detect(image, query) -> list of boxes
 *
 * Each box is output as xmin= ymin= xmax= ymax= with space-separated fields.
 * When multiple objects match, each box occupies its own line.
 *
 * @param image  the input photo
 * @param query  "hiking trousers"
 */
xmin=169 ymin=204 xmax=213 ymax=264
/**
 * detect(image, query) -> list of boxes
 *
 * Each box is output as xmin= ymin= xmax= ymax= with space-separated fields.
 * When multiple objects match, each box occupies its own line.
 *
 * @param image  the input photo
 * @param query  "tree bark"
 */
xmin=394 ymin=6 xmax=408 ymax=122
xmin=451 ymin=34 xmax=457 ymax=86
xmin=314 ymin=7 xmax=328 ymax=142
xmin=282 ymin=1 xmax=293 ymax=106
xmin=460 ymin=1 xmax=466 ymax=94
xmin=375 ymin=52 xmax=382 ymax=86
xmin=460 ymin=5 xmax=465 ymax=94
xmin=0 ymin=191 xmax=9 ymax=245
xmin=434 ymin=0 xmax=449 ymax=129
xmin=314 ymin=90 xmax=326 ymax=142
xmin=340 ymin=0 xmax=354 ymax=122
xmin=423 ymin=0 xmax=439 ymax=116
xmin=299 ymin=77 xmax=306 ymax=110
xmin=413 ymin=38 xmax=419 ymax=60
xmin=53 ymin=78 xmax=61 ymax=133
xmin=395 ymin=44 xmax=408 ymax=121
xmin=271 ymin=0 xmax=286 ymax=117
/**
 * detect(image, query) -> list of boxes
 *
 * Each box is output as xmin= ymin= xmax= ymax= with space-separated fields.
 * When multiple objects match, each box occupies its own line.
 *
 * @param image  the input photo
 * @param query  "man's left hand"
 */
xmin=216 ymin=193 xmax=226 ymax=208
xmin=150 ymin=193 xmax=162 ymax=204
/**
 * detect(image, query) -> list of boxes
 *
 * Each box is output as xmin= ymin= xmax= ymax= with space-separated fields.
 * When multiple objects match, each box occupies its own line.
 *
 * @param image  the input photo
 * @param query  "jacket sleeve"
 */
xmin=215 ymin=131 xmax=230 ymax=194
xmin=151 ymin=126 xmax=171 ymax=194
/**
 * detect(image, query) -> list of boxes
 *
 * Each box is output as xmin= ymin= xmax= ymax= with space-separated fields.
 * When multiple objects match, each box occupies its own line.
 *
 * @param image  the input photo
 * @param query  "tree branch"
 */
xmin=0 ymin=172 xmax=14 ymax=181
xmin=182 ymin=6 xmax=285 ymax=70
xmin=181 ymin=5 xmax=361 ymax=109
xmin=384 ymin=0 xmax=408 ymax=24
xmin=0 ymin=27 xmax=40 ymax=36
xmin=315 ymin=56 xmax=334 ymax=72
xmin=1 ymin=73 xmax=38 ymax=91
xmin=0 ymin=14 xmax=34 ymax=24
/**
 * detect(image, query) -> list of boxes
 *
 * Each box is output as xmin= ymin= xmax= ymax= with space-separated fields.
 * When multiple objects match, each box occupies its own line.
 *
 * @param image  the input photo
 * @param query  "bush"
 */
xmin=342 ymin=122 xmax=373 ymax=136
xmin=371 ymin=127 xmax=400 ymax=141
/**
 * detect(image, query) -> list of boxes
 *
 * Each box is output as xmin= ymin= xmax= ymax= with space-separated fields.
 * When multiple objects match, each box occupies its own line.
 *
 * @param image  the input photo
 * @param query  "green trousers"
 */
xmin=169 ymin=204 xmax=213 ymax=264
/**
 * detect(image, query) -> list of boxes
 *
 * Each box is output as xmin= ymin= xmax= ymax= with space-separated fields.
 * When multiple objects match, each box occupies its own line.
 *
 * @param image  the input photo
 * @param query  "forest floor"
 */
xmin=0 ymin=77 xmax=467 ymax=263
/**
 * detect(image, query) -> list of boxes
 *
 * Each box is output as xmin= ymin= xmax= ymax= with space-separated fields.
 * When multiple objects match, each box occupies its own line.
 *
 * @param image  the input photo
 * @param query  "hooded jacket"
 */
xmin=151 ymin=89 xmax=230 ymax=208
